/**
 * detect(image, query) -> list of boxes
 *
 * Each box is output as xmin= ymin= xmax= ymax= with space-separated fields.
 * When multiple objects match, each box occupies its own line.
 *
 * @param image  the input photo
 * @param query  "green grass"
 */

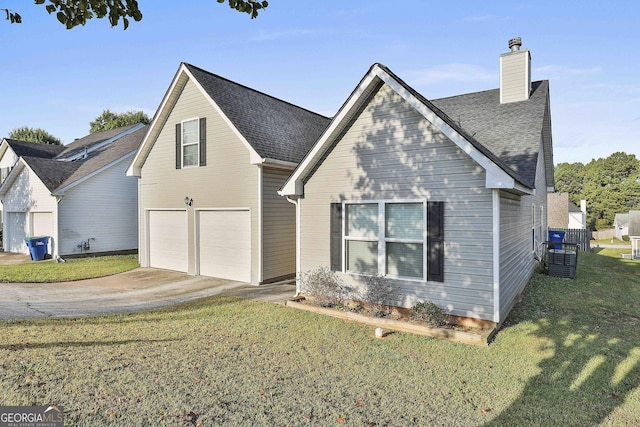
xmin=0 ymin=252 xmax=639 ymax=426
xmin=0 ymin=255 xmax=139 ymax=283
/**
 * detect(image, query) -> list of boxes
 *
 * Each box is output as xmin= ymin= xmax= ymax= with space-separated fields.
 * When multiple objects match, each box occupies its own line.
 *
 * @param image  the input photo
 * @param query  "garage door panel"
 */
xmin=7 ymin=212 xmax=27 ymax=253
xmin=148 ymin=210 xmax=188 ymax=272
xmin=198 ymin=210 xmax=250 ymax=282
xmin=32 ymin=212 xmax=54 ymax=237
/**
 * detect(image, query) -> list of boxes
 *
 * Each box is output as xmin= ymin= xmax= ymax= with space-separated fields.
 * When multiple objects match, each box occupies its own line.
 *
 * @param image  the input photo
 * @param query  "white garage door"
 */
xmin=32 ymin=212 xmax=54 ymax=237
xmin=7 ymin=212 xmax=27 ymax=253
xmin=148 ymin=210 xmax=188 ymax=272
xmin=198 ymin=210 xmax=251 ymax=282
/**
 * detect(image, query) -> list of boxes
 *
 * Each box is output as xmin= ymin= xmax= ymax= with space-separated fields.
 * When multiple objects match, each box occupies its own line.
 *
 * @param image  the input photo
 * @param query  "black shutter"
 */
xmin=199 ymin=117 xmax=206 ymax=166
xmin=330 ymin=203 xmax=343 ymax=271
xmin=427 ymin=201 xmax=444 ymax=282
xmin=175 ymin=123 xmax=182 ymax=169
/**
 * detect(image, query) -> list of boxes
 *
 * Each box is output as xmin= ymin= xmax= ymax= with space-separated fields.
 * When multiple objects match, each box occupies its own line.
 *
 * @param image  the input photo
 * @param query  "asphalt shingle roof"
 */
xmin=4 ymin=139 xmax=66 ymax=158
xmin=22 ymin=125 xmax=148 ymax=193
xmin=431 ymin=80 xmax=550 ymax=188
xmin=185 ymin=63 xmax=331 ymax=164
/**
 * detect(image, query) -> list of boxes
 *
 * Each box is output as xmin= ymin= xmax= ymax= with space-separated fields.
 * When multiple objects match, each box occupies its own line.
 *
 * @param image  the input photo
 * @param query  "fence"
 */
xmin=591 ymin=228 xmax=616 ymax=241
xmin=548 ymin=228 xmax=591 ymax=252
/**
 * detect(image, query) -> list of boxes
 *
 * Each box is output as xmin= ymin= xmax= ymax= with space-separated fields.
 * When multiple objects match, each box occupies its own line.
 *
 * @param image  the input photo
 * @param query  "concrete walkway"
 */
xmin=0 ymin=265 xmax=296 ymax=321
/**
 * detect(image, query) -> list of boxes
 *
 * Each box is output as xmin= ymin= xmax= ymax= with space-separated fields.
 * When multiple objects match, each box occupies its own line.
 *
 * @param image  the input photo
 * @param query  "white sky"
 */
xmin=1 ymin=0 xmax=638 ymax=165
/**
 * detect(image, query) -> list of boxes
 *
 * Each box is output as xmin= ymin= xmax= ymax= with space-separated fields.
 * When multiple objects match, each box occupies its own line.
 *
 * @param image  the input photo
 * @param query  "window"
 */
xmin=175 ymin=117 xmax=207 ymax=169
xmin=181 ymin=118 xmax=199 ymax=167
xmin=342 ymin=201 xmax=428 ymax=280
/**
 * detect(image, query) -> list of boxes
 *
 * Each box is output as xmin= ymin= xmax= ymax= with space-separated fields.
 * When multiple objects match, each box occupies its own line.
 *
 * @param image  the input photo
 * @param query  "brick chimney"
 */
xmin=500 ymin=37 xmax=531 ymax=104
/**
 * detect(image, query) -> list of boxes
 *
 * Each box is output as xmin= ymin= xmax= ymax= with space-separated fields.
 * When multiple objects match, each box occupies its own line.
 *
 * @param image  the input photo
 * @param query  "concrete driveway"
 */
xmin=0 ymin=266 xmax=296 ymax=320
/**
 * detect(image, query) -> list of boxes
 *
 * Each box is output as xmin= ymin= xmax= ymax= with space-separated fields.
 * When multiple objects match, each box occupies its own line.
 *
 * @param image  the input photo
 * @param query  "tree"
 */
xmin=5 ymin=0 xmax=269 ymax=30
xmin=89 ymin=109 xmax=150 ymax=133
xmin=555 ymin=152 xmax=640 ymax=230
xmin=8 ymin=126 xmax=62 ymax=145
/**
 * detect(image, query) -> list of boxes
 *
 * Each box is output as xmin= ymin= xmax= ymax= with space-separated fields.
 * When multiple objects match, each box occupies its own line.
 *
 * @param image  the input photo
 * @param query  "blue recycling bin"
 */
xmin=548 ymin=230 xmax=565 ymax=250
xmin=24 ymin=236 xmax=50 ymax=261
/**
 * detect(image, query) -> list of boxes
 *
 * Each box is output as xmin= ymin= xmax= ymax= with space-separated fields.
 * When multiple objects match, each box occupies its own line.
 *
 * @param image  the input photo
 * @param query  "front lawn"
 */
xmin=0 ymin=251 xmax=638 ymax=425
xmin=0 ymin=254 xmax=139 ymax=283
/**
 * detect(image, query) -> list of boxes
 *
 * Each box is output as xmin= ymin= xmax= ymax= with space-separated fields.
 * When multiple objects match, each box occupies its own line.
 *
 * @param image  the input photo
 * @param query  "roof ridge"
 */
xmin=183 ymin=62 xmax=331 ymax=120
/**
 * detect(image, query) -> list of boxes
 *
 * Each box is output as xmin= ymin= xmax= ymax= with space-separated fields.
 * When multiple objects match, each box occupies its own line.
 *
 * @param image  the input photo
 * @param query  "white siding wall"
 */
xmin=262 ymin=167 xmax=296 ymax=281
xmin=300 ymin=83 xmax=495 ymax=320
xmin=498 ymin=142 xmax=548 ymax=323
xmin=138 ymin=79 xmax=260 ymax=282
xmin=58 ymin=156 xmax=138 ymax=256
xmin=2 ymin=165 xmax=58 ymax=254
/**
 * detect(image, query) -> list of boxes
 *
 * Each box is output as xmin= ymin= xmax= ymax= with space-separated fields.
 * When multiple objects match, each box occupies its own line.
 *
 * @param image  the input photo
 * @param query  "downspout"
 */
xmin=492 ymin=189 xmax=501 ymax=324
xmin=285 ymin=195 xmax=301 ymax=296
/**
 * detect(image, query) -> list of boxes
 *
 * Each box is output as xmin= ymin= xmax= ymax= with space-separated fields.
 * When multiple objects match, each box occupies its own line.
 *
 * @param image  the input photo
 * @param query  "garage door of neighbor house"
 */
xmin=32 ymin=212 xmax=54 ymax=238
xmin=198 ymin=210 xmax=251 ymax=282
xmin=7 ymin=212 xmax=27 ymax=253
xmin=148 ymin=210 xmax=188 ymax=272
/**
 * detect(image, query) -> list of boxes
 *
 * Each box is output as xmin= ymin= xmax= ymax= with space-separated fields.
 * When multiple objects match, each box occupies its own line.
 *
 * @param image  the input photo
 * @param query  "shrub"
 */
xmin=300 ymin=267 xmax=345 ymax=307
xmin=360 ymin=275 xmax=399 ymax=318
xmin=410 ymin=301 xmax=449 ymax=327
xmin=622 ymin=235 xmax=630 ymax=242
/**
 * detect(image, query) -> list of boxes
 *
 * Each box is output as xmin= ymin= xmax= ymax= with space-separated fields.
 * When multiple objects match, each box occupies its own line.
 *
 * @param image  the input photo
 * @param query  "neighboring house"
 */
xmin=628 ymin=211 xmax=640 ymax=259
xmin=614 ymin=212 xmax=630 ymax=240
xmin=280 ymin=38 xmax=554 ymax=326
xmin=0 ymin=124 xmax=147 ymax=256
xmin=547 ymin=192 xmax=586 ymax=229
xmin=126 ymin=63 xmax=330 ymax=284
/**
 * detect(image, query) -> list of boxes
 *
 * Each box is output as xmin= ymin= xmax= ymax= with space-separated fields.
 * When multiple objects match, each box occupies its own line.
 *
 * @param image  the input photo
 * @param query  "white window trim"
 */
xmin=342 ymin=199 xmax=427 ymax=281
xmin=181 ymin=117 xmax=200 ymax=168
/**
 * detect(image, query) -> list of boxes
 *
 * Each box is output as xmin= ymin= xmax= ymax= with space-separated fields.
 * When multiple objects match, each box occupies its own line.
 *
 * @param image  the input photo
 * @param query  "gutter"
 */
xmin=285 ymin=195 xmax=301 ymax=296
xmin=252 ymin=157 xmax=297 ymax=170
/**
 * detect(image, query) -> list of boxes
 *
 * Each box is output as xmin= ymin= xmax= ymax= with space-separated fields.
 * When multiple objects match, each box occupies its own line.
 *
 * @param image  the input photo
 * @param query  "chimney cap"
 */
xmin=508 ymin=37 xmax=522 ymax=52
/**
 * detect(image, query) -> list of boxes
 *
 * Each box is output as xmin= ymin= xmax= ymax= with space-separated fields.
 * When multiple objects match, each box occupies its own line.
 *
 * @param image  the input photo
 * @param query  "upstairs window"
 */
xmin=175 ymin=117 xmax=207 ymax=169
xmin=181 ymin=118 xmax=199 ymax=167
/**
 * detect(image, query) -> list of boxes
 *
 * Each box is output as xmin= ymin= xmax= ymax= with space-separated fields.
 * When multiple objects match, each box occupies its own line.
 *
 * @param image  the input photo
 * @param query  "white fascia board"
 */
xmin=0 ymin=159 xmax=24 ymax=196
xmin=185 ymin=67 xmax=262 ymax=166
xmin=53 ymin=152 xmax=135 ymax=196
xmin=280 ymin=72 xmax=379 ymax=196
xmin=253 ymin=157 xmax=297 ymax=170
xmin=375 ymin=67 xmax=521 ymax=192
xmin=127 ymin=65 xmax=190 ymax=177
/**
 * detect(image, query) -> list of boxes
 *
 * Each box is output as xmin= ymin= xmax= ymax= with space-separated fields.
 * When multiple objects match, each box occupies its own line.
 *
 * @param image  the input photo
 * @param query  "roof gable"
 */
xmin=281 ymin=63 xmax=551 ymax=196
xmin=127 ymin=63 xmax=330 ymax=176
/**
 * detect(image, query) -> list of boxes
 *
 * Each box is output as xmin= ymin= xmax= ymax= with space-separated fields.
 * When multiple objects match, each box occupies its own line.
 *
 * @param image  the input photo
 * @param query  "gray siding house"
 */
xmin=280 ymin=39 xmax=554 ymax=325
xmin=127 ymin=63 xmax=329 ymax=284
xmin=0 ymin=124 xmax=146 ymax=257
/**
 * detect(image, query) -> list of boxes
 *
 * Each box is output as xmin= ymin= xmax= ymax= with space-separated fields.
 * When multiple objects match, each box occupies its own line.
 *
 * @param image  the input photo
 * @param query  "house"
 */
xmin=126 ymin=63 xmax=330 ymax=284
xmin=280 ymin=38 xmax=554 ymax=326
xmin=628 ymin=211 xmax=640 ymax=259
xmin=613 ymin=212 xmax=630 ymax=240
xmin=547 ymin=192 xmax=586 ymax=229
xmin=0 ymin=124 xmax=147 ymax=257
xmin=0 ymin=139 xmax=65 ymax=249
